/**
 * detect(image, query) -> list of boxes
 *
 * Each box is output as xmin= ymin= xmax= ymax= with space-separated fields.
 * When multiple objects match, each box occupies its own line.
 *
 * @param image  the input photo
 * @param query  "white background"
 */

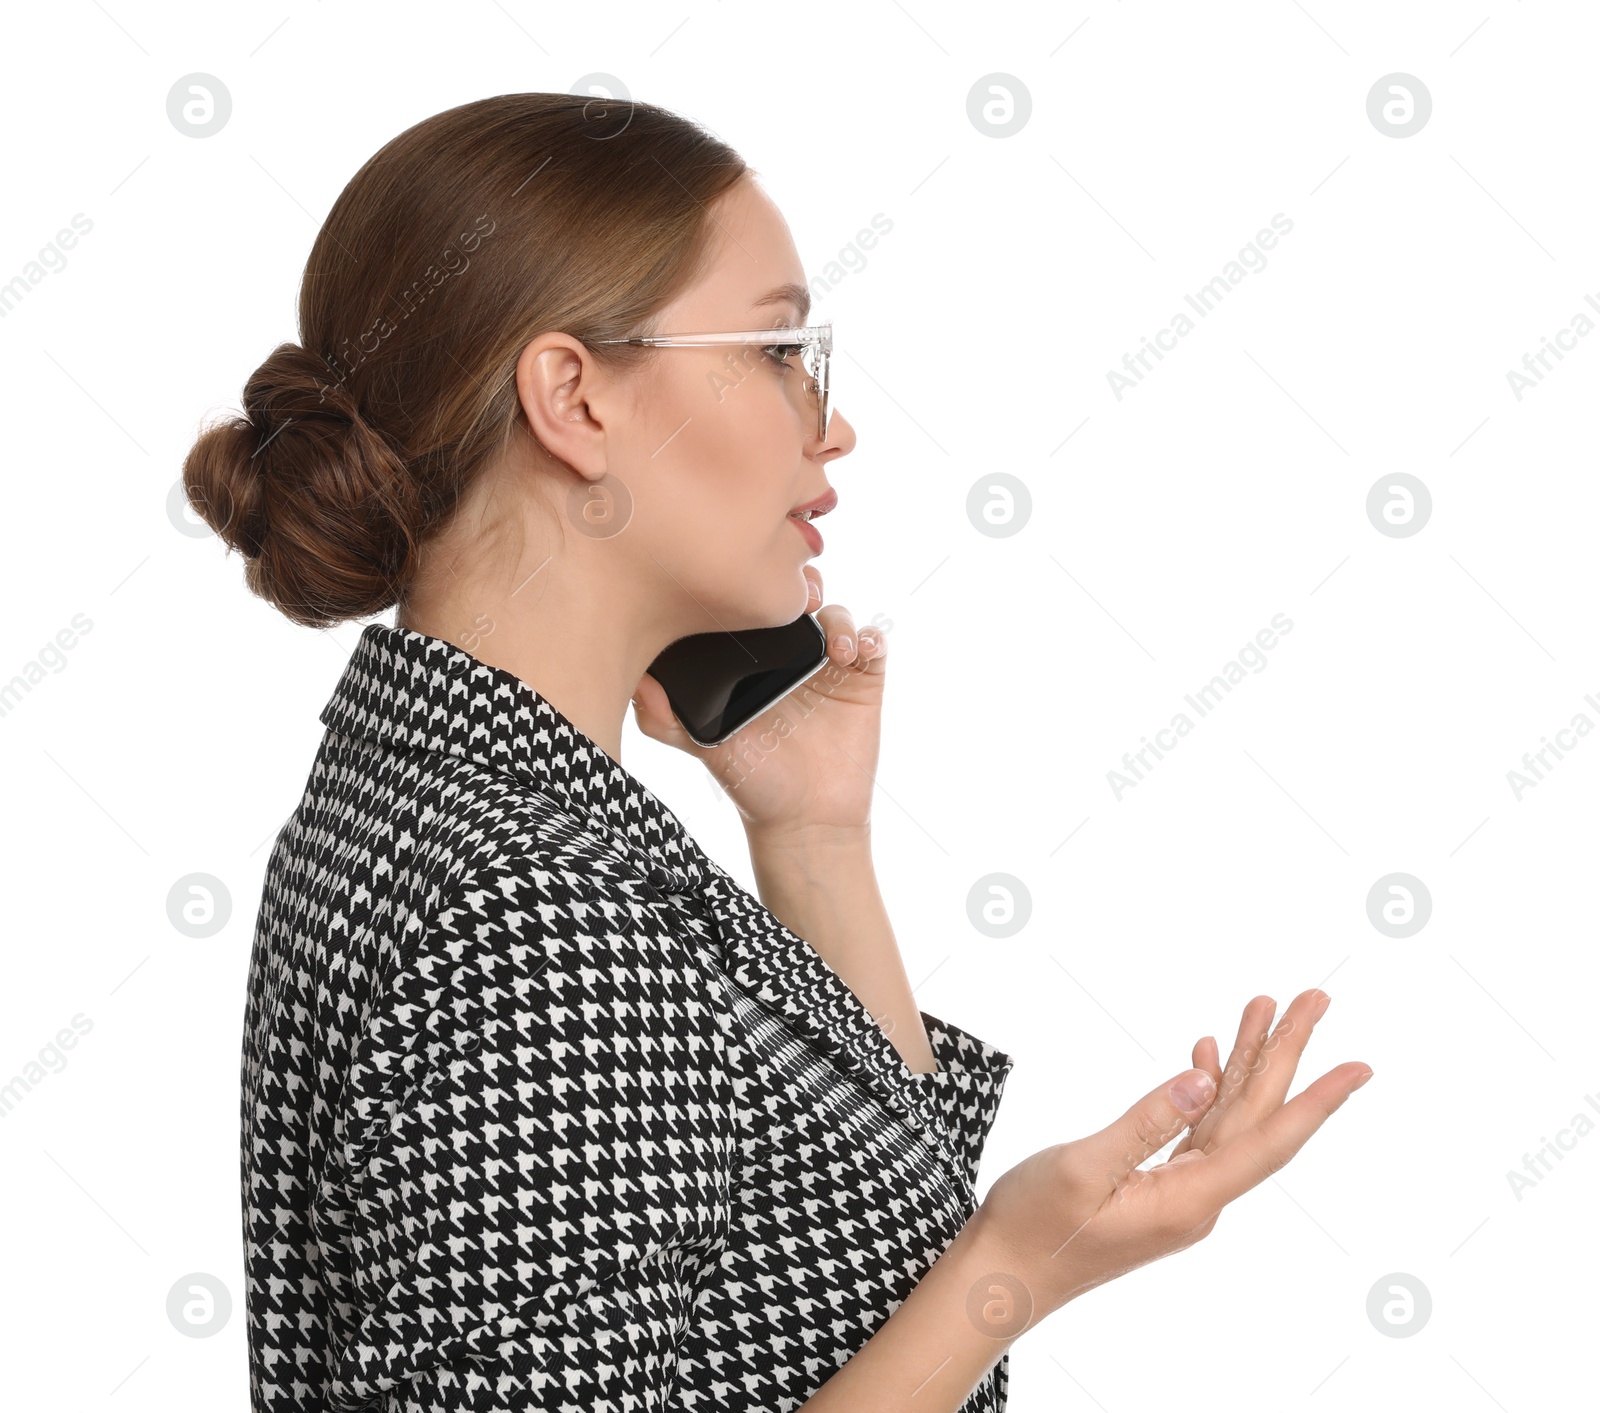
xmin=1 ymin=0 xmax=1595 ymax=1407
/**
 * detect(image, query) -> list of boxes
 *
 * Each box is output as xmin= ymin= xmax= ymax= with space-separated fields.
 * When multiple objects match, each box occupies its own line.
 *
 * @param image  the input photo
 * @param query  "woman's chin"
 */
xmin=691 ymin=583 xmax=808 ymax=635
xmin=753 ymin=575 xmax=814 ymax=630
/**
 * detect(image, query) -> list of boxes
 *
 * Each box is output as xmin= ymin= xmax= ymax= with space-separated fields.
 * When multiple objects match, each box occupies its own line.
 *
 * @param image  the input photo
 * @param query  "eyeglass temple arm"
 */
xmin=595 ymin=326 xmax=829 ymax=348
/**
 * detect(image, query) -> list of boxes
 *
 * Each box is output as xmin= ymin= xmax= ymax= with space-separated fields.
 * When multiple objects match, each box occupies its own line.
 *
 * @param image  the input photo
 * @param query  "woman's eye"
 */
xmin=763 ymin=343 xmax=801 ymax=368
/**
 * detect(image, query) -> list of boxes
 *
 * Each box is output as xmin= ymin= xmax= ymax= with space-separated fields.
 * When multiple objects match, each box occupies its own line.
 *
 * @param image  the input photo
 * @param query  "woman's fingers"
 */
xmin=803 ymin=565 xmax=824 ymax=610
xmin=801 ymin=567 xmax=889 ymax=673
xmin=1168 ymin=1036 xmax=1222 ymax=1160
xmin=811 ymin=598 xmax=888 ymax=673
xmin=856 ymin=620 xmax=887 ymax=670
xmin=1182 ymin=998 xmax=1271 ymax=1153
xmin=1173 ymin=1062 xmax=1374 ymax=1216
xmin=1233 ymin=989 xmax=1329 ymax=1122
xmin=1083 ymin=1066 xmax=1221 ymax=1189
xmin=631 ymin=671 xmax=714 ymax=759
xmin=1187 ymin=988 xmax=1332 ymax=1154
xmin=818 ymin=602 xmax=861 ymax=662
xmin=1213 ymin=995 xmax=1277 ymax=1115
xmin=1201 ymin=989 xmax=1328 ymax=1147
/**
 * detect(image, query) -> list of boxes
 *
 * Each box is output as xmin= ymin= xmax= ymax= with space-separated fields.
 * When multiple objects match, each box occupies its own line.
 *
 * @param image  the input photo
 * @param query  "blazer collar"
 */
xmin=321 ymin=624 xmax=967 ymax=1197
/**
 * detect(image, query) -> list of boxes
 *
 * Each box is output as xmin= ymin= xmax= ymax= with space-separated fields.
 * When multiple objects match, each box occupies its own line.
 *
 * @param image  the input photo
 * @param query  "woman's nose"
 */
xmin=821 ymin=406 xmax=857 ymax=457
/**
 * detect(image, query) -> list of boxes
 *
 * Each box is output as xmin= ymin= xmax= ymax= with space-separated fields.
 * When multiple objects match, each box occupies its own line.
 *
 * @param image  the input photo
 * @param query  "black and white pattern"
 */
xmin=241 ymin=623 xmax=1016 ymax=1411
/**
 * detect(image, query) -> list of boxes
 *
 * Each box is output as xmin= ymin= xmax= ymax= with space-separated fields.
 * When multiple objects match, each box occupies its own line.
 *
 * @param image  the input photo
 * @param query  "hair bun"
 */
xmin=182 ymin=341 xmax=424 ymax=628
xmin=244 ymin=340 xmax=355 ymax=441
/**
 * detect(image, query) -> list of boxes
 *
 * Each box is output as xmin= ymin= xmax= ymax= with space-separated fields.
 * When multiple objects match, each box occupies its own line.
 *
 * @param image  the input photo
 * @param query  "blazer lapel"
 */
xmin=693 ymin=861 xmax=967 ymax=1194
xmin=554 ymin=809 xmax=971 ymax=1203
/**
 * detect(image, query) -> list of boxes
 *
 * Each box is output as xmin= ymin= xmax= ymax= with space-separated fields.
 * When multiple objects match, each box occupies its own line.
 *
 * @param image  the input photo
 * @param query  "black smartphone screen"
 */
xmin=646 ymin=612 xmax=830 ymax=747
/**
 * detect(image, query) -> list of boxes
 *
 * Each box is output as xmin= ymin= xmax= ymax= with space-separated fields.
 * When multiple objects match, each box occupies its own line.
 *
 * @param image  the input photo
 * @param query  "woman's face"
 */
xmin=612 ymin=175 xmax=857 ymax=633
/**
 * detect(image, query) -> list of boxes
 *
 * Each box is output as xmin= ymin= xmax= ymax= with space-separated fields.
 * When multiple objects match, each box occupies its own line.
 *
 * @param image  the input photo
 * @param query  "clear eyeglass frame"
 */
xmin=593 ymin=322 xmax=833 ymax=439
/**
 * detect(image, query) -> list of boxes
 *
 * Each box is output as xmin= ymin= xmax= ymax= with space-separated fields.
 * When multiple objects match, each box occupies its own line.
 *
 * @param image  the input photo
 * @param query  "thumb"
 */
xmin=632 ymin=673 xmax=705 ymax=756
xmin=631 ymin=673 xmax=673 ymax=732
xmin=1084 ymin=1068 xmax=1218 ymax=1187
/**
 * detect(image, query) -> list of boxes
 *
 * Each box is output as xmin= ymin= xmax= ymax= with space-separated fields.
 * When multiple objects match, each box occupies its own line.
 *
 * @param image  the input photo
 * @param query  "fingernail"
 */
xmin=1353 ymin=1069 xmax=1374 ymax=1090
xmin=833 ymin=634 xmax=851 ymax=653
xmin=1170 ymin=1070 xmax=1215 ymax=1114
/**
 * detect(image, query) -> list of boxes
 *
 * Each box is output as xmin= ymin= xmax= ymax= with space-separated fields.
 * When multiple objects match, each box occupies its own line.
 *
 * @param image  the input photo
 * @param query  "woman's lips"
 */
xmin=787 ymin=486 xmax=834 ymax=554
xmin=788 ymin=513 xmax=823 ymax=553
xmin=788 ymin=486 xmax=838 ymax=518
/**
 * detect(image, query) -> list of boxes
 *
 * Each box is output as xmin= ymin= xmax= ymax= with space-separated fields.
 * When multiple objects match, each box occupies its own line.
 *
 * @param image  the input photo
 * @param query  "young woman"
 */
xmin=185 ymin=93 xmax=1373 ymax=1413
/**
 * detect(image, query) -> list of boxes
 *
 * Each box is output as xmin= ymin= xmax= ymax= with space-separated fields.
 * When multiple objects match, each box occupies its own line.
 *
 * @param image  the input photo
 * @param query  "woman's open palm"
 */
xmin=978 ymin=988 xmax=1373 ymax=1318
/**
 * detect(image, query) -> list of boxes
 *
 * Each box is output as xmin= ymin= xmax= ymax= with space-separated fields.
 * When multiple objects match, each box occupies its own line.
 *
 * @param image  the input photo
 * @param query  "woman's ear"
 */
xmin=514 ymin=333 xmax=612 ymax=479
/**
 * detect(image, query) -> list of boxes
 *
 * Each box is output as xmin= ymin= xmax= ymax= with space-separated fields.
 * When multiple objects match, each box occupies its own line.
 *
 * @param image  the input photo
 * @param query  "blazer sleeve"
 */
xmin=325 ymin=853 xmax=736 ymax=1413
xmin=911 ymin=1010 xmax=1016 ymax=1193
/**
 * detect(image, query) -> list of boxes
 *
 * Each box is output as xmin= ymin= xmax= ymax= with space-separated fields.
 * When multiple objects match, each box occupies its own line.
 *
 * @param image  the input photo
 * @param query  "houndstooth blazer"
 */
xmin=240 ymin=623 xmax=1016 ymax=1412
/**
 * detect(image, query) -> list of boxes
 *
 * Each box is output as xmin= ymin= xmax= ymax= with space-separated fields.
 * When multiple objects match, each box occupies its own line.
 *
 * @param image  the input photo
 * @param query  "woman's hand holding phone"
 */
xmin=631 ymin=565 xmax=891 ymax=839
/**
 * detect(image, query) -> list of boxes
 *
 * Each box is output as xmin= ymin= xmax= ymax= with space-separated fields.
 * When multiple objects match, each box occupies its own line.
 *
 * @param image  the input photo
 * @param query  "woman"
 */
xmin=185 ymin=93 xmax=1373 ymax=1413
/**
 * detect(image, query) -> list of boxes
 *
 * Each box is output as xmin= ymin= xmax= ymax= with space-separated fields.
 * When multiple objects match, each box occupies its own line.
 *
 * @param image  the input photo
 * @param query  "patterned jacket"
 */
xmin=241 ymin=623 xmax=1016 ymax=1411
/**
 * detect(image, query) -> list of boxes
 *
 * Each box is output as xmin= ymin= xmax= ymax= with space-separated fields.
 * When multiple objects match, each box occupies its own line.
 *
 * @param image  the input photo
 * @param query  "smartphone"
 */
xmin=646 ymin=612 xmax=831 ymax=748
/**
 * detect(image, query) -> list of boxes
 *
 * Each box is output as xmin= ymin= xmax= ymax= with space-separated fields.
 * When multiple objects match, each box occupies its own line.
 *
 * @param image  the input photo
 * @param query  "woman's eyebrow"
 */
xmin=751 ymin=281 xmax=811 ymax=324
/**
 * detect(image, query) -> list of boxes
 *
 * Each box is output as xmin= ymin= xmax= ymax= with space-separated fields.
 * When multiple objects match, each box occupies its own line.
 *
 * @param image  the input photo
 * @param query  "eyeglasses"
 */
xmin=594 ymin=322 xmax=833 ymax=440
